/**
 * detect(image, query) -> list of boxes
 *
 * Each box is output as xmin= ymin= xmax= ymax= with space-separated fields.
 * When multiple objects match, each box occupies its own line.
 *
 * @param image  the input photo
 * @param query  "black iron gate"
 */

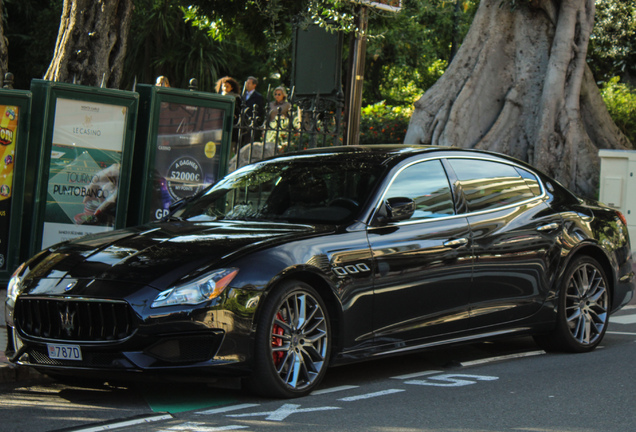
xmin=229 ymin=89 xmax=344 ymax=171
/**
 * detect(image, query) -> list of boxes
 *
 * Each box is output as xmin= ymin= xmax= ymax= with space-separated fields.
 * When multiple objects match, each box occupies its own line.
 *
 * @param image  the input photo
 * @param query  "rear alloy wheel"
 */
xmin=534 ymin=256 xmax=610 ymax=353
xmin=249 ymin=280 xmax=331 ymax=398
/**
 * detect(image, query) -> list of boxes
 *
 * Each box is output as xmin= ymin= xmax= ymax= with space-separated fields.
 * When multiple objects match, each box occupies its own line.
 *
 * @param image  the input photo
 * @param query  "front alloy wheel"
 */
xmin=249 ymin=281 xmax=331 ymax=398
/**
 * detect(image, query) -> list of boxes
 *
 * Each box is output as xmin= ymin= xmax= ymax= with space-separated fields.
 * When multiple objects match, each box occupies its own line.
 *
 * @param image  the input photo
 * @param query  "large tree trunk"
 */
xmin=44 ymin=0 xmax=133 ymax=88
xmin=404 ymin=0 xmax=632 ymax=198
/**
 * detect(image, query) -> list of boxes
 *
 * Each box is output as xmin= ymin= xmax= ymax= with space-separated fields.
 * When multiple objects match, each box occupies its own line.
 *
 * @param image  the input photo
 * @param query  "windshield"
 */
xmin=171 ymin=155 xmax=385 ymax=224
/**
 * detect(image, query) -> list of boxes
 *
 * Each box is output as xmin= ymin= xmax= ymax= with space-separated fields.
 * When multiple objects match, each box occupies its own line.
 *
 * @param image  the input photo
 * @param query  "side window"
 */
xmin=447 ymin=159 xmax=538 ymax=212
xmin=515 ymin=167 xmax=542 ymax=196
xmin=385 ymin=160 xmax=454 ymax=220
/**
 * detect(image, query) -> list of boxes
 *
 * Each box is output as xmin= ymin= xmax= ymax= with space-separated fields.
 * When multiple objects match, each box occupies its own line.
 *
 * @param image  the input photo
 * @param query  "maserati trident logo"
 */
xmin=59 ymin=304 xmax=76 ymax=336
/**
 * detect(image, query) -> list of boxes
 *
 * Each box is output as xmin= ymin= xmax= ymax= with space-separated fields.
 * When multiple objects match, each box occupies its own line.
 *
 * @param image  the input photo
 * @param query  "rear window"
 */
xmin=447 ymin=159 xmax=540 ymax=213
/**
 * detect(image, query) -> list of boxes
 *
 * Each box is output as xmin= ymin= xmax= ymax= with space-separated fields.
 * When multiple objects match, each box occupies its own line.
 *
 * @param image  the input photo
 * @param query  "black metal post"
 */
xmin=345 ymin=6 xmax=369 ymax=146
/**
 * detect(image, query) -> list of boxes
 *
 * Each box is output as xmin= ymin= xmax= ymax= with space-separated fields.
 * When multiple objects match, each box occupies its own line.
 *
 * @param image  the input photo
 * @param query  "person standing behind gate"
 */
xmin=242 ymin=76 xmax=265 ymax=141
xmin=215 ymin=76 xmax=242 ymax=148
xmin=268 ymin=86 xmax=292 ymax=122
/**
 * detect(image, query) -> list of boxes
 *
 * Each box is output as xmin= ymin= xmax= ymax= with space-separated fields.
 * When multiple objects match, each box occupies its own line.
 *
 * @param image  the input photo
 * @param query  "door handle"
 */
xmin=443 ymin=238 xmax=469 ymax=248
xmin=536 ymin=222 xmax=559 ymax=232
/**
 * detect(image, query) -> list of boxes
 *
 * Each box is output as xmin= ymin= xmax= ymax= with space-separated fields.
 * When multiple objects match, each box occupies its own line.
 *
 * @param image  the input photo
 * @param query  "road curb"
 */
xmin=0 ymin=361 xmax=43 ymax=384
xmin=1 ymin=322 xmax=45 ymax=384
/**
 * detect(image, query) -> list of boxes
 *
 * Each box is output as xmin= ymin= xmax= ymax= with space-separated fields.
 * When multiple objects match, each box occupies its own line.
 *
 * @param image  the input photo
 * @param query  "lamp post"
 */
xmin=345 ymin=5 xmax=369 ymax=146
xmin=344 ymin=1 xmax=401 ymax=146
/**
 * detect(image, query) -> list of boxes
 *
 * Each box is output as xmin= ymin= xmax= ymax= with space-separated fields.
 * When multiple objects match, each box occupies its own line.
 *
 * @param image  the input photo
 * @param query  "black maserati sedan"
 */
xmin=5 ymin=145 xmax=634 ymax=398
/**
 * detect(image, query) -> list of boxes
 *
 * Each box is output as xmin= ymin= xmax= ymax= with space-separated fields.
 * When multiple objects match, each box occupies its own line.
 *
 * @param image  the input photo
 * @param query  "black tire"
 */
xmin=533 ymin=256 xmax=610 ymax=353
xmin=247 ymin=280 xmax=331 ymax=398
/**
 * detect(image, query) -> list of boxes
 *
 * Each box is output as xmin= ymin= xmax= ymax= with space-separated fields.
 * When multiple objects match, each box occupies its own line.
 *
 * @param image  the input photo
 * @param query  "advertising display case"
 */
xmin=28 ymin=80 xmax=138 ymax=254
xmin=129 ymin=84 xmax=234 ymax=225
xmin=0 ymin=89 xmax=31 ymax=283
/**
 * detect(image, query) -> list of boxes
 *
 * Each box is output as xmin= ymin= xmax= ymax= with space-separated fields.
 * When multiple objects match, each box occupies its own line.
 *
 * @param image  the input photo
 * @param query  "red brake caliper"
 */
xmin=272 ymin=312 xmax=285 ymax=365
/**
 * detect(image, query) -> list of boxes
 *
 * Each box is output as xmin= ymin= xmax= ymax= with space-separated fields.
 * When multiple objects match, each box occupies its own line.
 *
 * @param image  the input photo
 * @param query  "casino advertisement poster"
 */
xmin=42 ymin=98 xmax=127 ymax=249
xmin=0 ymin=105 xmax=19 ymax=270
xmin=150 ymin=101 xmax=225 ymax=221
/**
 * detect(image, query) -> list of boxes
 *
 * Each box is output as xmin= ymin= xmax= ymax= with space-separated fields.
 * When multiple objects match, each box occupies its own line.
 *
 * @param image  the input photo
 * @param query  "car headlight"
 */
xmin=7 ymin=262 xmax=26 ymax=302
xmin=151 ymin=268 xmax=239 ymax=308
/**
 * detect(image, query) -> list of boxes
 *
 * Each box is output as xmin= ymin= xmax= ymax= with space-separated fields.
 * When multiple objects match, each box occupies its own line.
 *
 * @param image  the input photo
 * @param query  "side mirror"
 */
xmin=387 ymin=197 xmax=415 ymax=221
xmin=376 ymin=197 xmax=415 ymax=224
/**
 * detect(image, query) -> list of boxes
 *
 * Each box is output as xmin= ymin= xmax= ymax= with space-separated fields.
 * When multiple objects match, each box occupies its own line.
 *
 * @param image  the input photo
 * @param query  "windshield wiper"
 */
xmin=163 ymin=215 xmax=184 ymax=222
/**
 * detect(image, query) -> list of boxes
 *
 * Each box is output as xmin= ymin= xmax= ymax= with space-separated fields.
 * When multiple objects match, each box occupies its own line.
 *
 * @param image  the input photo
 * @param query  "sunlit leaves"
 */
xmin=122 ymin=0 xmax=239 ymax=91
xmin=363 ymin=0 xmax=477 ymax=105
xmin=183 ymin=6 xmax=228 ymax=41
xmin=359 ymin=101 xmax=412 ymax=144
xmin=601 ymin=77 xmax=636 ymax=145
xmin=588 ymin=0 xmax=636 ymax=84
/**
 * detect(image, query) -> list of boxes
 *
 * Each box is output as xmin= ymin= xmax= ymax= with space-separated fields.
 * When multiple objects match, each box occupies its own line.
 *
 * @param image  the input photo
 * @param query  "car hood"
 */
xmin=21 ymin=220 xmax=330 ymax=292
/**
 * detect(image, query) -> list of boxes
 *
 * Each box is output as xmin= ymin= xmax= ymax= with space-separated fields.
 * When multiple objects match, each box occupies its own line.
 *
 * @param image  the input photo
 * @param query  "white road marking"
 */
xmin=227 ymin=404 xmax=341 ymax=422
xmin=607 ymin=331 xmax=636 ymax=336
xmin=312 ymin=385 xmax=359 ymax=395
xmin=159 ymin=423 xmax=247 ymax=432
xmin=70 ymin=414 xmax=173 ymax=431
xmin=391 ymin=370 xmax=443 ymax=380
xmin=196 ymin=404 xmax=260 ymax=415
xmin=611 ymin=314 xmax=636 ymax=324
xmin=406 ymin=373 xmax=498 ymax=387
xmin=338 ymin=389 xmax=405 ymax=401
xmin=460 ymin=350 xmax=545 ymax=367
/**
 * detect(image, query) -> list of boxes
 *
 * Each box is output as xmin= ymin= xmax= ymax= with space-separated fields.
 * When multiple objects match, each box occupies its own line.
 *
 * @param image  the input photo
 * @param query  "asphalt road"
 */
xmin=1 ymin=305 xmax=636 ymax=432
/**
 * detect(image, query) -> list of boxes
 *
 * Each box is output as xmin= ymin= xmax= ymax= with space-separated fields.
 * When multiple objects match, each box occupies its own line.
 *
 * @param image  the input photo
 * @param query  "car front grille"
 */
xmin=15 ymin=297 xmax=136 ymax=342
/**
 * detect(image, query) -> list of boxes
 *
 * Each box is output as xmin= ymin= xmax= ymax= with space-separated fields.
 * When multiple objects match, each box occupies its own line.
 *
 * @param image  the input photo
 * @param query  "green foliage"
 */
xmin=359 ymin=101 xmax=412 ymax=144
xmin=363 ymin=0 xmax=477 ymax=106
xmin=185 ymin=0 xmax=472 ymax=103
xmin=183 ymin=0 xmax=358 ymax=53
xmin=4 ymin=0 xmax=63 ymax=90
xmin=601 ymin=77 xmax=636 ymax=146
xmin=589 ymin=0 xmax=636 ymax=85
xmin=377 ymin=60 xmax=447 ymax=106
xmin=122 ymin=0 xmax=243 ymax=91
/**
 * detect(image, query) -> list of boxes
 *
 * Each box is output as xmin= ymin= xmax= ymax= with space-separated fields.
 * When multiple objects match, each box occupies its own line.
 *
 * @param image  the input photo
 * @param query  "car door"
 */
xmin=444 ymin=158 xmax=563 ymax=328
xmin=367 ymin=158 xmax=473 ymax=347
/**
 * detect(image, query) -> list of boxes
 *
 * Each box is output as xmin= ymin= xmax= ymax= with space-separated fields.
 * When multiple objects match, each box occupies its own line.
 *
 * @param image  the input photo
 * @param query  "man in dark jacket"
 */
xmin=241 ymin=76 xmax=265 ymax=143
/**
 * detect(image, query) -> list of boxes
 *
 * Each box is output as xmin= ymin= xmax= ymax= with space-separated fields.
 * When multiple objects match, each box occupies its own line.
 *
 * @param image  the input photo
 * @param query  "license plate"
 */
xmin=47 ymin=344 xmax=82 ymax=361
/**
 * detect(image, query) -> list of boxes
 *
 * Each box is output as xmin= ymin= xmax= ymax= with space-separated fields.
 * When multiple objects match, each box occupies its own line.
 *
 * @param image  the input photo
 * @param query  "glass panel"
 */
xmin=43 ymin=98 xmax=128 ymax=248
xmin=448 ymin=159 xmax=536 ymax=212
xmin=385 ymin=160 xmax=454 ymax=220
xmin=150 ymin=102 xmax=227 ymax=221
xmin=173 ymin=156 xmax=384 ymax=224
xmin=515 ymin=167 xmax=542 ymax=196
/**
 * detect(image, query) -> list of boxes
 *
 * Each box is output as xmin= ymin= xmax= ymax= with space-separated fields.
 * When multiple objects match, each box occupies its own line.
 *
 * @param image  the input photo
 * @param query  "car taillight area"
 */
xmin=14 ymin=298 xmax=136 ymax=342
xmin=615 ymin=210 xmax=629 ymax=227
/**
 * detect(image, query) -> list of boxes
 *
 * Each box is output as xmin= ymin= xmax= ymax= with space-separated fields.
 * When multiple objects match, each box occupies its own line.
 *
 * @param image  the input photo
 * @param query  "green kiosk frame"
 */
xmin=129 ymin=84 xmax=234 ymax=225
xmin=0 ymin=89 xmax=31 ymax=283
xmin=28 ymin=80 xmax=138 ymax=256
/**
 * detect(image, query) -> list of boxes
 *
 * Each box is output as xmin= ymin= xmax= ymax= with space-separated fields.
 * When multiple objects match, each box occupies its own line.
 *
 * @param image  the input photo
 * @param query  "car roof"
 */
xmin=277 ymin=145 xmax=524 ymax=168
